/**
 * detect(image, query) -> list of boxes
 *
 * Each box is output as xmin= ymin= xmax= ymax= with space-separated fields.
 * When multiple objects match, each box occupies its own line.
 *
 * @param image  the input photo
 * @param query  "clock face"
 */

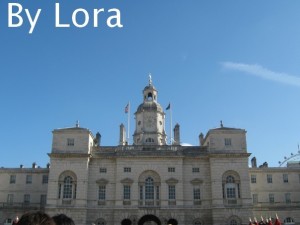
xmin=145 ymin=116 xmax=156 ymax=127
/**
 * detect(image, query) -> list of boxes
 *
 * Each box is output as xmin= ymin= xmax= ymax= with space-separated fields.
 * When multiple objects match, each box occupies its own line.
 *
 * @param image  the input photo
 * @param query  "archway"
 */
xmin=121 ymin=219 xmax=132 ymax=225
xmin=138 ymin=215 xmax=161 ymax=225
xmin=167 ymin=219 xmax=178 ymax=225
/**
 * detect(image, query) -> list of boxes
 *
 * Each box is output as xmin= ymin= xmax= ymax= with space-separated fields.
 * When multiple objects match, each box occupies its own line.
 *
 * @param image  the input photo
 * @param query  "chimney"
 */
xmin=46 ymin=163 xmax=50 ymax=168
xmin=199 ymin=133 xmax=204 ymax=146
xmin=20 ymin=164 xmax=23 ymax=168
xmin=32 ymin=162 xmax=37 ymax=168
xmin=251 ymin=157 xmax=257 ymax=168
xmin=173 ymin=123 xmax=180 ymax=145
xmin=95 ymin=132 xmax=101 ymax=147
xmin=119 ymin=124 xmax=126 ymax=146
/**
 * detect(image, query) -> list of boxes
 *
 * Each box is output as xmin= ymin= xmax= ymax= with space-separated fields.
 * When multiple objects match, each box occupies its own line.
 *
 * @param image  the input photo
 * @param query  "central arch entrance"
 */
xmin=138 ymin=215 xmax=161 ymax=225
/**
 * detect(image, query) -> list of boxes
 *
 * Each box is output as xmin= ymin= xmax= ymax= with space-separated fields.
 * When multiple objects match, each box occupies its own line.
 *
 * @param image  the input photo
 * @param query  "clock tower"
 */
xmin=133 ymin=76 xmax=167 ymax=145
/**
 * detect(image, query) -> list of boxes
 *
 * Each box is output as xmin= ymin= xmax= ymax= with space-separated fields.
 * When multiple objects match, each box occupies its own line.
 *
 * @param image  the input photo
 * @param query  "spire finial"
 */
xmin=149 ymin=73 xmax=152 ymax=85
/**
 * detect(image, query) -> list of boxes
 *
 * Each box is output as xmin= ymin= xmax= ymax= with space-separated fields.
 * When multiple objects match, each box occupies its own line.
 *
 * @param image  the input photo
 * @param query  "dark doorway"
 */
xmin=167 ymin=219 xmax=178 ymax=225
xmin=138 ymin=215 xmax=161 ymax=225
xmin=122 ymin=219 xmax=132 ymax=225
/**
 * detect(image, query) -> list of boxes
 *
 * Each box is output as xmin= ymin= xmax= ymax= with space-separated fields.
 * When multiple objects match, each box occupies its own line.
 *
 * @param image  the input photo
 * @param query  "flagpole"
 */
xmin=127 ymin=101 xmax=130 ymax=144
xmin=170 ymin=106 xmax=172 ymax=145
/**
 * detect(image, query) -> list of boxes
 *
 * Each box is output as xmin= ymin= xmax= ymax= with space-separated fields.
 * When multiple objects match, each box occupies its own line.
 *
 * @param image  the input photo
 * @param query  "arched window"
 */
xmin=225 ymin=176 xmax=236 ymax=199
xmin=222 ymin=171 xmax=240 ymax=205
xmin=138 ymin=170 xmax=161 ymax=206
xmin=227 ymin=216 xmax=241 ymax=225
xmin=194 ymin=220 xmax=202 ymax=225
xmin=58 ymin=171 xmax=77 ymax=202
xmin=145 ymin=177 xmax=154 ymax=200
xmin=229 ymin=219 xmax=238 ymax=225
xmin=95 ymin=218 xmax=106 ymax=225
xmin=63 ymin=176 xmax=73 ymax=199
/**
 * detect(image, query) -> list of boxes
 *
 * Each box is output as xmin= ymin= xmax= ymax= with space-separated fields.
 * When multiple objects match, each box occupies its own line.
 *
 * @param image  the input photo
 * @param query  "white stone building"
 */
xmin=0 ymin=79 xmax=299 ymax=225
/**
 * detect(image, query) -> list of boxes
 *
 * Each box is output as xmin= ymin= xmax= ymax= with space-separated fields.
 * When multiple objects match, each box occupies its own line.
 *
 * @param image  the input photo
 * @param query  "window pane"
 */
xmin=145 ymin=177 xmax=154 ymax=200
xmin=226 ymin=187 xmax=236 ymax=198
xmin=251 ymin=175 xmax=256 ymax=183
xmin=10 ymin=175 xmax=16 ymax=184
xmin=283 ymin=174 xmax=289 ymax=183
xmin=63 ymin=176 xmax=73 ymax=199
xmin=24 ymin=194 xmax=30 ymax=204
xmin=123 ymin=185 xmax=130 ymax=200
xmin=99 ymin=185 xmax=106 ymax=200
xmin=267 ymin=174 xmax=272 ymax=183
xmin=252 ymin=194 xmax=258 ymax=204
xmin=193 ymin=187 xmax=201 ymax=200
xmin=168 ymin=185 xmax=176 ymax=200
xmin=26 ymin=175 xmax=32 ymax=184
xmin=42 ymin=175 xmax=48 ymax=184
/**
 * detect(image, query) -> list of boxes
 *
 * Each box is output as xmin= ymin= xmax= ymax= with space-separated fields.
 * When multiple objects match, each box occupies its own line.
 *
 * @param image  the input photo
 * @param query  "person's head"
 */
xmin=18 ymin=211 xmax=55 ymax=225
xmin=52 ymin=214 xmax=75 ymax=225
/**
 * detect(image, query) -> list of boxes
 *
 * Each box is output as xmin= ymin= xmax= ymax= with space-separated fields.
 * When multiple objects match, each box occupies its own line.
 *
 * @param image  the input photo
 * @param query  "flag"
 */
xmin=166 ymin=103 xmax=171 ymax=110
xmin=125 ymin=103 xmax=129 ymax=113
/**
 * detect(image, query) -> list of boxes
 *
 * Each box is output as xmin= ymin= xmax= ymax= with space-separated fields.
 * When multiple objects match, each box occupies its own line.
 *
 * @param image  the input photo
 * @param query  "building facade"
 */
xmin=0 ymin=79 xmax=299 ymax=225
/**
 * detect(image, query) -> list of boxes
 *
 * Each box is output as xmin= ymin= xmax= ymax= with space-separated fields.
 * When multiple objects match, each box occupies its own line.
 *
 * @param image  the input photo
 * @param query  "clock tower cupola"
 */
xmin=133 ymin=76 xmax=167 ymax=145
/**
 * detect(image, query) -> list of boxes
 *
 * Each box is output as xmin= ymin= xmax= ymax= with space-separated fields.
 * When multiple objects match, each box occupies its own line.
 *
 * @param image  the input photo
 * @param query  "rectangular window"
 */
xmin=269 ymin=193 xmax=274 ymax=204
xmin=123 ymin=185 xmax=131 ymax=200
xmin=267 ymin=174 xmax=273 ymax=183
xmin=42 ymin=175 xmax=48 ymax=184
xmin=168 ymin=185 xmax=176 ymax=200
xmin=7 ymin=194 xmax=14 ymax=205
xmin=24 ymin=194 xmax=30 ymax=204
xmin=225 ymin=138 xmax=232 ymax=146
xmin=192 ymin=168 xmax=200 ymax=173
xmin=283 ymin=174 xmax=289 ymax=183
xmin=251 ymin=174 xmax=256 ymax=183
xmin=26 ymin=175 xmax=32 ymax=184
xmin=67 ymin=138 xmax=74 ymax=146
xmin=124 ymin=167 xmax=131 ymax=173
xmin=193 ymin=187 xmax=201 ymax=200
xmin=285 ymin=193 xmax=291 ymax=204
xmin=99 ymin=168 xmax=107 ymax=173
xmin=40 ymin=195 xmax=47 ymax=206
xmin=139 ymin=186 xmax=143 ymax=200
xmin=98 ymin=185 xmax=106 ymax=200
xmin=10 ymin=175 xmax=16 ymax=184
xmin=63 ymin=182 xmax=72 ymax=199
xmin=252 ymin=194 xmax=258 ymax=204
xmin=168 ymin=167 xmax=175 ymax=173
xmin=226 ymin=187 xmax=236 ymax=198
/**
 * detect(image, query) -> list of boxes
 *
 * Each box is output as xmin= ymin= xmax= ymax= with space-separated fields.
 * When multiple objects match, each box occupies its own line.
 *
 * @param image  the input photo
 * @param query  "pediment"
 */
xmin=190 ymin=178 xmax=203 ymax=184
xmin=120 ymin=178 xmax=134 ymax=184
xmin=96 ymin=178 xmax=109 ymax=185
xmin=165 ymin=177 xmax=178 ymax=184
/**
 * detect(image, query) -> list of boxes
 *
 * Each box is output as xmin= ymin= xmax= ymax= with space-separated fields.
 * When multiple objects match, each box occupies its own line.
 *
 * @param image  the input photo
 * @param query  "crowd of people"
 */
xmin=11 ymin=211 xmax=75 ymax=225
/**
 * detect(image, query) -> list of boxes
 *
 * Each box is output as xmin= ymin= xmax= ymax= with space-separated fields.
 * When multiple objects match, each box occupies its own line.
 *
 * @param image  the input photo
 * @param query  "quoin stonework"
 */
xmin=0 ymin=78 xmax=300 ymax=225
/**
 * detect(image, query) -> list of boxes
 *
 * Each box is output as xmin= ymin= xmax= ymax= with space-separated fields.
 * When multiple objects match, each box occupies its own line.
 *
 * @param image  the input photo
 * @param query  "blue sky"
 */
xmin=1 ymin=1 xmax=300 ymax=168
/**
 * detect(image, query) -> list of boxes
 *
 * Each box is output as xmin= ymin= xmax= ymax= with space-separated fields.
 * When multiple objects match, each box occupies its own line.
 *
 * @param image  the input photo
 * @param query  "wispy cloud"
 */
xmin=221 ymin=62 xmax=300 ymax=87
